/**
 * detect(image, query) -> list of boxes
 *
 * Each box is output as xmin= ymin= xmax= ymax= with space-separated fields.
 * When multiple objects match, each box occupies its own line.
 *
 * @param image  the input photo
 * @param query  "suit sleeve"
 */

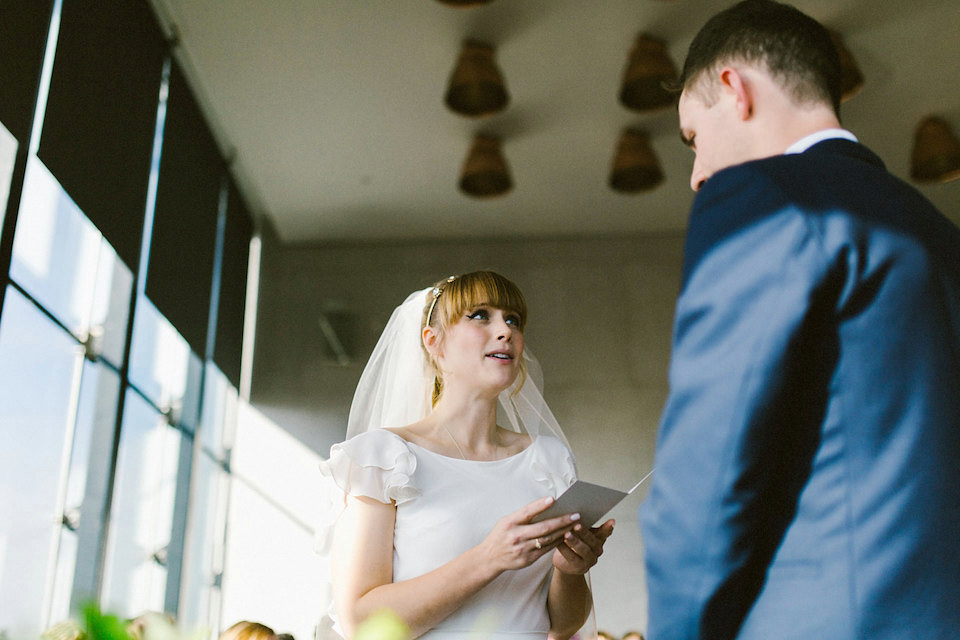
xmin=640 ymin=167 xmax=835 ymax=639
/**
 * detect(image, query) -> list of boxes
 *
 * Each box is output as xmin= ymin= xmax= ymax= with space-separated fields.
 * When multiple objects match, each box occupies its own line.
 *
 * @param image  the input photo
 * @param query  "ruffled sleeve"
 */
xmin=314 ymin=429 xmax=420 ymax=552
xmin=529 ymin=434 xmax=578 ymax=498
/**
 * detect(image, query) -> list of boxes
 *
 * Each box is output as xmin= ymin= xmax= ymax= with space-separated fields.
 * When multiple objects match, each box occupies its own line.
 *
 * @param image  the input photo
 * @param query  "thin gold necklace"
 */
xmin=441 ymin=423 xmax=498 ymax=461
xmin=441 ymin=423 xmax=468 ymax=459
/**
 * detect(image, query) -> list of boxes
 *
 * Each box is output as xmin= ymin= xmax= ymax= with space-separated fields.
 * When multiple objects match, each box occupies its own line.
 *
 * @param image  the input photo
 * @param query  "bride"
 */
xmin=319 ymin=271 xmax=614 ymax=639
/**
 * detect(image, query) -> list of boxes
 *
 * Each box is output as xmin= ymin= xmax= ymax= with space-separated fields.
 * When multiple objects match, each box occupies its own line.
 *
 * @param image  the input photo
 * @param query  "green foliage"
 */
xmin=353 ymin=610 xmax=410 ymax=640
xmin=82 ymin=605 xmax=131 ymax=640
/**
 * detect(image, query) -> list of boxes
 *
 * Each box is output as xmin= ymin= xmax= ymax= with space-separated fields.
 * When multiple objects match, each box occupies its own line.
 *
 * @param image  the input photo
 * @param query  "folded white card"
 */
xmin=532 ymin=469 xmax=654 ymax=526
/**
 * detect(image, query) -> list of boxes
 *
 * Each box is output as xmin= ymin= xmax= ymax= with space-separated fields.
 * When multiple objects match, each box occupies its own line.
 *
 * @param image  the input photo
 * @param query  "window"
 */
xmin=0 ymin=122 xmax=17 ymax=232
xmin=0 ymin=2 xmax=256 ymax=635
xmin=99 ymin=388 xmax=183 ymax=617
xmin=145 ymin=62 xmax=224 ymax=359
xmin=0 ymin=0 xmax=54 ymax=145
xmin=178 ymin=446 xmax=228 ymax=631
xmin=0 ymin=286 xmax=84 ymax=639
xmin=37 ymin=0 xmax=165 ymax=270
xmin=128 ymin=294 xmax=197 ymax=423
xmin=55 ymin=360 xmax=122 ymax=621
xmin=10 ymin=158 xmax=132 ymax=365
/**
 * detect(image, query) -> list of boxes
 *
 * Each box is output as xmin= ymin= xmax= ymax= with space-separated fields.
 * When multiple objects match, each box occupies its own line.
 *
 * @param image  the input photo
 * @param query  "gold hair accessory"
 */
xmin=426 ymin=275 xmax=457 ymax=326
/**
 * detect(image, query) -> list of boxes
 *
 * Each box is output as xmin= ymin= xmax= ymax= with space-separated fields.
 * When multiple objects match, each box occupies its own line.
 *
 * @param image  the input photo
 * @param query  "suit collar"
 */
xmin=785 ymin=128 xmax=858 ymax=154
xmin=803 ymin=138 xmax=887 ymax=170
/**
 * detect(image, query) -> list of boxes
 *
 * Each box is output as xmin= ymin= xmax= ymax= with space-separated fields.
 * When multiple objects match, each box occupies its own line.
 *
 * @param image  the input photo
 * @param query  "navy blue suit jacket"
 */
xmin=640 ymin=139 xmax=960 ymax=639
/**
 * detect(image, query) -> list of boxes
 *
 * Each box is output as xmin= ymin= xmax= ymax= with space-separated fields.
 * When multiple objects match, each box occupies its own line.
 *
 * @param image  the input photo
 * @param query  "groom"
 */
xmin=640 ymin=1 xmax=960 ymax=639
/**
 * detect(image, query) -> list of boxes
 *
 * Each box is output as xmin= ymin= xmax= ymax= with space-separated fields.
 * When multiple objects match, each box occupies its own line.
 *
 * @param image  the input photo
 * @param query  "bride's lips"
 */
xmin=485 ymin=349 xmax=514 ymax=361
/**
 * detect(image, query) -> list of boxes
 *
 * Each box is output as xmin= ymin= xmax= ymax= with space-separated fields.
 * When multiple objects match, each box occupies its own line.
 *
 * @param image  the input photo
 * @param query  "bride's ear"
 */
xmin=423 ymin=325 xmax=441 ymax=358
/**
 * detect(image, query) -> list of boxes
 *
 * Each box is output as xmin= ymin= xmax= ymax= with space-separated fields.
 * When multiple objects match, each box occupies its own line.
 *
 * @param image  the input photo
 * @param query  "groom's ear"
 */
xmin=718 ymin=66 xmax=753 ymax=121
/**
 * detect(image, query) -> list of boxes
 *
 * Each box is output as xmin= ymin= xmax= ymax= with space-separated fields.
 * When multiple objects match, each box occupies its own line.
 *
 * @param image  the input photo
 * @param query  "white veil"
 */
xmin=345 ymin=287 xmax=572 ymax=450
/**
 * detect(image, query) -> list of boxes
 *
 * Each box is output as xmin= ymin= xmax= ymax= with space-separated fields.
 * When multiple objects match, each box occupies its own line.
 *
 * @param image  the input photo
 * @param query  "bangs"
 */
xmin=436 ymin=271 xmax=527 ymax=330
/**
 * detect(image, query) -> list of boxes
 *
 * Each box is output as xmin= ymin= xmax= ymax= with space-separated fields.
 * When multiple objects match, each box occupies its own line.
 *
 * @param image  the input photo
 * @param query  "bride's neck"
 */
xmin=427 ymin=390 xmax=499 ymax=448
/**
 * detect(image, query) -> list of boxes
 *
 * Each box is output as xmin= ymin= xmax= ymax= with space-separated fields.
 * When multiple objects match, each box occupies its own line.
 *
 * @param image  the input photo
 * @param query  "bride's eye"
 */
xmin=467 ymin=309 xmax=489 ymax=321
xmin=505 ymin=314 xmax=521 ymax=327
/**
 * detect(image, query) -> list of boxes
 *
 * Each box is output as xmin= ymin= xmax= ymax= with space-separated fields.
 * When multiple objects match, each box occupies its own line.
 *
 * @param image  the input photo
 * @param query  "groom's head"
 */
xmin=680 ymin=0 xmax=842 ymax=116
xmin=676 ymin=0 xmax=843 ymax=190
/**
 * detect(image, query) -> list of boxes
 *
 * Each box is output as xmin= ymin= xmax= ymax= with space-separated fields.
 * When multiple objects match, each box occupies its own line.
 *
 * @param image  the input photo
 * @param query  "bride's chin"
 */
xmin=450 ymin=365 xmax=519 ymax=396
xmin=479 ymin=375 xmax=518 ymax=398
xmin=497 ymin=370 xmax=521 ymax=393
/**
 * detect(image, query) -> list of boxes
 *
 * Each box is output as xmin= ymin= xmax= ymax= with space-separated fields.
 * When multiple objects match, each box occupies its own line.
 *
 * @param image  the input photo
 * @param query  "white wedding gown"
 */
xmin=320 ymin=429 xmax=577 ymax=640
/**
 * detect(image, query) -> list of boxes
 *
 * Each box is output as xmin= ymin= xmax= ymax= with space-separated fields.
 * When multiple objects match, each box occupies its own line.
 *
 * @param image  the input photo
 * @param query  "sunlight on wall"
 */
xmin=220 ymin=401 xmax=324 ymax=639
xmin=231 ymin=401 xmax=320 ymax=525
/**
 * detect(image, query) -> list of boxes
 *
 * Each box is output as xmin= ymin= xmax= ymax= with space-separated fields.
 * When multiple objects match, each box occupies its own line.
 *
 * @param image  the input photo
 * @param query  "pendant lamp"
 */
xmin=829 ymin=31 xmax=864 ymax=102
xmin=445 ymin=41 xmax=509 ymax=117
xmin=609 ymin=129 xmax=664 ymax=193
xmin=459 ymin=134 xmax=512 ymax=198
xmin=619 ymin=34 xmax=678 ymax=112
xmin=911 ymin=116 xmax=960 ymax=183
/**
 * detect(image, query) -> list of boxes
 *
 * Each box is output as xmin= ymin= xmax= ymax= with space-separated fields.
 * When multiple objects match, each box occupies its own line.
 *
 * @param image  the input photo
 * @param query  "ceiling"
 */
xmin=146 ymin=0 xmax=960 ymax=244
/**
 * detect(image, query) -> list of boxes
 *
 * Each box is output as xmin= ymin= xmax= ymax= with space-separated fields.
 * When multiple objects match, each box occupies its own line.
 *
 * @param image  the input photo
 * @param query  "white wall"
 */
xmin=249 ymin=233 xmax=685 ymax=636
xmin=221 ymin=402 xmax=325 ymax=640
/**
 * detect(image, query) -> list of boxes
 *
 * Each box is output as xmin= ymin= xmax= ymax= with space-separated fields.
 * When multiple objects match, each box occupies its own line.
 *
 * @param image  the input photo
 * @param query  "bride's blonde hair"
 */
xmin=422 ymin=271 xmax=528 ymax=406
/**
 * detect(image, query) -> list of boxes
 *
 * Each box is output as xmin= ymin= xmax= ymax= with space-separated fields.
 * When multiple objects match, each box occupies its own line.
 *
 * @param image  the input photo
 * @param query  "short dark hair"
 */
xmin=680 ymin=0 xmax=842 ymax=114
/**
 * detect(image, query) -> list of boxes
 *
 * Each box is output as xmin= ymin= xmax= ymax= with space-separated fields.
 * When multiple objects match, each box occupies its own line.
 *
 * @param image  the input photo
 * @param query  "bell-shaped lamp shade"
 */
xmin=435 ymin=0 xmax=495 ymax=6
xmin=619 ymin=34 xmax=678 ymax=112
xmin=445 ymin=41 xmax=509 ymax=117
xmin=609 ymin=129 xmax=664 ymax=193
xmin=829 ymin=31 xmax=864 ymax=102
xmin=911 ymin=116 xmax=960 ymax=183
xmin=459 ymin=134 xmax=512 ymax=198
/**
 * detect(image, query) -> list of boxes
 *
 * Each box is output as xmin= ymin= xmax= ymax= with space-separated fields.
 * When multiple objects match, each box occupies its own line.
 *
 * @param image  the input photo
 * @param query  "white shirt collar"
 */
xmin=784 ymin=128 xmax=858 ymax=154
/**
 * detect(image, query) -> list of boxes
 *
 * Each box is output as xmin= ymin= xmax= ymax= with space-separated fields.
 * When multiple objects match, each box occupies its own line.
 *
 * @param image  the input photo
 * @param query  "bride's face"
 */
xmin=433 ymin=305 xmax=524 ymax=394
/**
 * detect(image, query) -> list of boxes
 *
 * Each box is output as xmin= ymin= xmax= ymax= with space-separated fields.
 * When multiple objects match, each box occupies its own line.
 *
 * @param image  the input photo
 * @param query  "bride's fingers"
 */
xmin=533 ymin=513 xmax=580 ymax=539
xmin=521 ymin=523 xmax=576 ymax=559
xmin=554 ymin=538 xmax=592 ymax=567
xmin=533 ymin=525 xmax=575 ymax=550
xmin=510 ymin=509 xmax=579 ymax=547
xmin=563 ymin=519 xmax=614 ymax=556
xmin=552 ymin=519 xmax=616 ymax=573
xmin=554 ymin=541 xmax=577 ymax=562
xmin=569 ymin=525 xmax=604 ymax=556
xmin=568 ymin=519 xmax=614 ymax=554
xmin=562 ymin=529 xmax=597 ymax=559
xmin=595 ymin=519 xmax=616 ymax=542
xmin=515 ymin=496 xmax=557 ymax=523
xmin=514 ymin=496 xmax=581 ymax=529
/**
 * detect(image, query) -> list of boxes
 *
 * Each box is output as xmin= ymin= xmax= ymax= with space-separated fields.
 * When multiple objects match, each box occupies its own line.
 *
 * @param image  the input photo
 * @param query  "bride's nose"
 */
xmin=496 ymin=319 xmax=513 ymax=341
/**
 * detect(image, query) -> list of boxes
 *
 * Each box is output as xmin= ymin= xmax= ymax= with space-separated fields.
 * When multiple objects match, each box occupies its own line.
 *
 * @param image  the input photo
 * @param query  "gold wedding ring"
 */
xmin=534 ymin=538 xmax=543 ymax=550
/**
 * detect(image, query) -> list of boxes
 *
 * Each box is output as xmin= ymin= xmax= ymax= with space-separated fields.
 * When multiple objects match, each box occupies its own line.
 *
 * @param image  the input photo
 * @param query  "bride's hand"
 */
xmin=479 ymin=497 xmax=580 ymax=572
xmin=552 ymin=518 xmax=615 ymax=575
